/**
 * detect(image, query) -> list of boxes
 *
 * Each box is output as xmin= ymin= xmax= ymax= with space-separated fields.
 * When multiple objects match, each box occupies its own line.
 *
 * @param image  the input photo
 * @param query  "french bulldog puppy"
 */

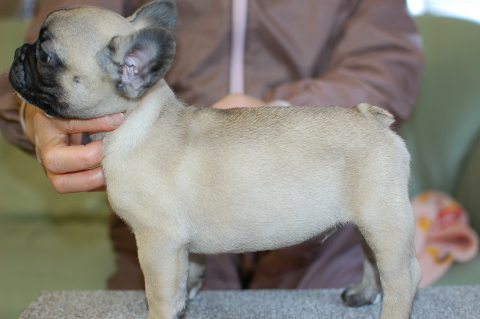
xmin=8 ymin=1 xmax=421 ymax=318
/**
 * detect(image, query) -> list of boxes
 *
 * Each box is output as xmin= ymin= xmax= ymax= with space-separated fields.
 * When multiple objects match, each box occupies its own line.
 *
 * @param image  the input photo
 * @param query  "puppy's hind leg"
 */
xmin=341 ymin=229 xmax=382 ymax=307
xmin=136 ymin=231 xmax=189 ymax=319
xmin=353 ymin=202 xmax=421 ymax=319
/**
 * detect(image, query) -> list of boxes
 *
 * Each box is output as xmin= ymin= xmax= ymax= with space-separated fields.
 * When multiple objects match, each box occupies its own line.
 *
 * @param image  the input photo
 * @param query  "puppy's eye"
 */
xmin=38 ymin=48 xmax=51 ymax=64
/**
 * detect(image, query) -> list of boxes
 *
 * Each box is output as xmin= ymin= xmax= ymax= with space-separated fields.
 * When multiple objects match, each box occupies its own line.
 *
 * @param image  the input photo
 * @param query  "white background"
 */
xmin=407 ymin=0 xmax=480 ymax=23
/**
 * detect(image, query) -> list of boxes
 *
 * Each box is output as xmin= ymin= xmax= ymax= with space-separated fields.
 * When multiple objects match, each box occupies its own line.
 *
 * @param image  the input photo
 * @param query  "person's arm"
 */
xmin=0 ymin=76 xmax=34 ymax=153
xmin=264 ymin=0 xmax=423 ymax=127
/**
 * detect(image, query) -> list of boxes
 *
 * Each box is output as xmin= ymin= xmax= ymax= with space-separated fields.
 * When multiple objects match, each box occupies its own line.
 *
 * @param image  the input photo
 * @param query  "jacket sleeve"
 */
xmin=0 ymin=0 xmax=124 ymax=153
xmin=264 ymin=0 xmax=423 ymax=127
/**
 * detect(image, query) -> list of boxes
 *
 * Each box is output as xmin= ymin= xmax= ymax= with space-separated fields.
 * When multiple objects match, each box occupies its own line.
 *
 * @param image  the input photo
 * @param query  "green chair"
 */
xmin=399 ymin=15 xmax=480 ymax=285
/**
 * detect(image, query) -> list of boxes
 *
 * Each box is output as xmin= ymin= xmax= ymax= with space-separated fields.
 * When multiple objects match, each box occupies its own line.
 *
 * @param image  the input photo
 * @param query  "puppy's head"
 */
xmin=9 ymin=0 xmax=177 ymax=119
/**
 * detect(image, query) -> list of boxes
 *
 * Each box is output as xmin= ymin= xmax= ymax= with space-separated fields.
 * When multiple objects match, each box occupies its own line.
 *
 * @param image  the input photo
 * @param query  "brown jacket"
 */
xmin=0 ymin=0 xmax=422 ymax=153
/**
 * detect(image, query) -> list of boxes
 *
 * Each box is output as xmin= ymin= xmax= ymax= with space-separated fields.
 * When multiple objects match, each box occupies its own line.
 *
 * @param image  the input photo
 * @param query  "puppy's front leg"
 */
xmin=136 ymin=232 xmax=189 ymax=319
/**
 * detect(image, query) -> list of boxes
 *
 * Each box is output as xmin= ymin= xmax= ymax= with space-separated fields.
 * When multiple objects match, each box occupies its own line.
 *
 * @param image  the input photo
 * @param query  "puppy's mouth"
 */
xmin=9 ymin=43 xmax=66 ymax=118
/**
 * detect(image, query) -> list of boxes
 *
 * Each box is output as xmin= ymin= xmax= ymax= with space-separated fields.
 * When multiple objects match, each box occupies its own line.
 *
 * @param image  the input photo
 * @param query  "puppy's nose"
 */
xmin=14 ymin=47 xmax=23 ymax=60
xmin=14 ymin=44 xmax=31 ymax=61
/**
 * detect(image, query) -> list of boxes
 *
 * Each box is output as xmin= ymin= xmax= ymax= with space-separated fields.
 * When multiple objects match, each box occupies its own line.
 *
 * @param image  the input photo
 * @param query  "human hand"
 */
xmin=210 ymin=94 xmax=265 ymax=109
xmin=24 ymin=103 xmax=124 ymax=193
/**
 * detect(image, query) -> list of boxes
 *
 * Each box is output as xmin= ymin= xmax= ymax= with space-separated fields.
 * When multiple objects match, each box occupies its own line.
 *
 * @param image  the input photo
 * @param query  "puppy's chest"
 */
xmin=102 ymin=134 xmax=149 ymax=178
xmin=101 ymin=137 xmax=161 ymax=213
xmin=101 ymin=124 xmax=180 ymax=188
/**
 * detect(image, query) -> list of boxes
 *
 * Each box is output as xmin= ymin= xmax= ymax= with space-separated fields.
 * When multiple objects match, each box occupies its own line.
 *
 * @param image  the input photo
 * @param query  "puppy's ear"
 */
xmin=100 ymin=27 xmax=176 ymax=100
xmin=128 ymin=0 xmax=177 ymax=30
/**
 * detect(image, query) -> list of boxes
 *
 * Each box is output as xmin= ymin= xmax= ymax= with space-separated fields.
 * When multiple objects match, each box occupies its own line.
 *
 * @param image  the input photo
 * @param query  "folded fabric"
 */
xmin=412 ymin=191 xmax=479 ymax=287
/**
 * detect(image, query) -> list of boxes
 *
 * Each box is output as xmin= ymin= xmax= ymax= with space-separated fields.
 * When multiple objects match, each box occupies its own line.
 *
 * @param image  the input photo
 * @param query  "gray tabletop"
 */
xmin=18 ymin=286 xmax=480 ymax=319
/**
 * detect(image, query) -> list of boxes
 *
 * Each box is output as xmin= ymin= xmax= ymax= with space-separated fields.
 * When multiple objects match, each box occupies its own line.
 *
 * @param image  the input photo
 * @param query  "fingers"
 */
xmin=29 ymin=108 xmax=124 ymax=193
xmin=34 ymin=109 xmax=124 ymax=138
xmin=211 ymin=94 xmax=265 ymax=109
xmin=46 ymin=166 xmax=106 ymax=194
xmin=39 ymin=139 xmax=104 ymax=174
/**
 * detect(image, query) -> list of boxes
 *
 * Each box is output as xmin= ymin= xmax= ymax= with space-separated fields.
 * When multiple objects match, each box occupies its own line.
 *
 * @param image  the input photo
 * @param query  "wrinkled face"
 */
xmin=9 ymin=7 xmax=135 ymax=119
xmin=9 ymin=1 xmax=177 ymax=119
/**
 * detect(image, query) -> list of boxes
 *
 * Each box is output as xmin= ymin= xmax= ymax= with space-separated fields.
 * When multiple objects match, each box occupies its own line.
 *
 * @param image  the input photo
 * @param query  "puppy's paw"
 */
xmin=341 ymin=285 xmax=381 ymax=307
xmin=188 ymin=283 xmax=201 ymax=301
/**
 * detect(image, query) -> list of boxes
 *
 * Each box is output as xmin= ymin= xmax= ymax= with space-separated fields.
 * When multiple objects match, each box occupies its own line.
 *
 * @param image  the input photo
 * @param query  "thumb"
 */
xmin=52 ymin=112 xmax=125 ymax=135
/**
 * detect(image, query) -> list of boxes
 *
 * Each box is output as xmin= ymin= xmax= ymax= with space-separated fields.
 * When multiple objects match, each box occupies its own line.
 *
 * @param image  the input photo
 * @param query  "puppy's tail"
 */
xmin=356 ymin=102 xmax=395 ymax=128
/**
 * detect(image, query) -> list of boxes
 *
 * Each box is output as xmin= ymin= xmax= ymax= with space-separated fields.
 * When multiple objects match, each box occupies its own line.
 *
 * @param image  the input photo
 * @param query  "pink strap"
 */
xmin=229 ymin=0 xmax=248 ymax=94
